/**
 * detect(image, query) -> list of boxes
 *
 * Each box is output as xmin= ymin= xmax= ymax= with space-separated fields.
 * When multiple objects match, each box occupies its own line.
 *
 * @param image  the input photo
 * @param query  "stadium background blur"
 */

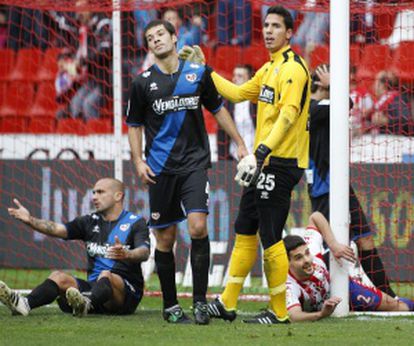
xmin=0 ymin=0 xmax=413 ymax=300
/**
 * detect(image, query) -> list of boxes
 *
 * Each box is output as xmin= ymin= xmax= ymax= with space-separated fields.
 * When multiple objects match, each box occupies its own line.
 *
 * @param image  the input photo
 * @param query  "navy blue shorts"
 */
xmin=349 ymin=279 xmax=382 ymax=311
xmin=57 ymin=276 xmax=143 ymax=315
xmin=148 ymin=169 xmax=209 ymax=228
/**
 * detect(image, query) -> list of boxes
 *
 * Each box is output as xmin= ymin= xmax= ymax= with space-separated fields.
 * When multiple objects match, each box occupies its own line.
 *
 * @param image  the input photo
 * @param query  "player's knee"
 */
xmin=188 ymin=219 xmax=207 ymax=239
xmin=154 ymin=231 xmax=175 ymax=251
xmin=98 ymin=270 xmax=112 ymax=280
xmin=48 ymin=270 xmax=74 ymax=288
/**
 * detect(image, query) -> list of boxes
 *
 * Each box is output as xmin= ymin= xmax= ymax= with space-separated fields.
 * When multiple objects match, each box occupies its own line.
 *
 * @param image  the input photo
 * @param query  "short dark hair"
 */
xmin=235 ymin=64 xmax=254 ymax=78
xmin=265 ymin=6 xmax=294 ymax=31
xmin=143 ymin=19 xmax=176 ymax=49
xmin=283 ymin=235 xmax=307 ymax=258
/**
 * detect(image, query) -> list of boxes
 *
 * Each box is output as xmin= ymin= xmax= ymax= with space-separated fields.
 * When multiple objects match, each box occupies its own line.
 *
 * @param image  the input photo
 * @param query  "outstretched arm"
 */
xmin=8 ymin=198 xmax=68 ymax=239
xmin=309 ymin=211 xmax=356 ymax=263
xmin=289 ymin=296 xmax=342 ymax=322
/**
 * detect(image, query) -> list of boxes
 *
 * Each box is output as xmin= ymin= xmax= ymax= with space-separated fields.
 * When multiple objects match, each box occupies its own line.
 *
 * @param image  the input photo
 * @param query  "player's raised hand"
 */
xmin=320 ymin=296 xmax=342 ymax=318
xmin=8 ymin=198 xmax=31 ymax=224
xmin=136 ymin=160 xmax=156 ymax=185
xmin=315 ymin=64 xmax=330 ymax=88
xmin=331 ymin=242 xmax=356 ymax=265
xmin=178 ymin=45 xmax=206 ymax=65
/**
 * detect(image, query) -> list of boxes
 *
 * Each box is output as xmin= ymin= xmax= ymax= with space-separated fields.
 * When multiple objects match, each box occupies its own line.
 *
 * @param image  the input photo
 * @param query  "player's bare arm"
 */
xmin=214 ymin=107 xmax=248 ymax=159
xmin=289 ymin=296 xmax=341 ymax=322
xmin=106 ymin=236 xmax=150 ymax=262
xmin=128 ymin=126 xmax=155 ymax=185
xmin=309 ymin=212 xmax=356 ymax=263
xmin=8 ymin=198 xmax=67 ymax=239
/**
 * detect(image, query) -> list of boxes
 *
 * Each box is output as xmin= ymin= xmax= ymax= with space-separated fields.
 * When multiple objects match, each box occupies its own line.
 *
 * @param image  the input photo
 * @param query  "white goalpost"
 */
xmin=330 ymin=0 xmax=350 ymax=316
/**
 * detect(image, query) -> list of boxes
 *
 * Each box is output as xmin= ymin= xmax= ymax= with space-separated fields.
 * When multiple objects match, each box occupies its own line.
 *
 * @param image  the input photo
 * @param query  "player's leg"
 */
xmin=244 ymin=164 xmax=303 ymax=324
xmin=149 ymin=173 xmax=190 ymax=322
xmin=0 ymin=270 xmax=79 ymax=316
xmin=181 ymin=170 xmax=210 ymax=325
xmin=349 ymin=185 xmax=396 ymax=297
xmin=209 ymin=186 xmax=259 ymax=321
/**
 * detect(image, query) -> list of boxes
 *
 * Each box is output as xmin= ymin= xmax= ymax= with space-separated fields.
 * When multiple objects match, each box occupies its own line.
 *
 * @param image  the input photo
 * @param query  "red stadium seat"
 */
xmin=0 ymin=81 xmax=34 ymax=116
xmin=0 ymin=116 xmax=30 ymax=133
xmin=214 ymin=45 xmax=243 ymax=74
xmin=350 ymin=44 xmax=361 ymax=66
xmin=86 ymin=118 xmax=113 ymax=134
xmin=56 ymin=118 xmax=87 ymax=135
xmin=309 ymin=45 xmax=329 ymax=70
xmin=35 ymin=47 xmax=60 ymax=82
xmin=241 ymin=45 xmax=269 ymax=71
xmin=390 ymin=41 xmax=414 ymax=82
xmin=5 ymin=48 xmax=43 ymax=82
xmin=29 ymin=115 xmax=57 ymax=133
xmin=0 ymin=49 xmax=16 ymax=81
xmin=29 ymin=82 xmax=58 ymax=116
xmin=356 ymin=44 xmax=392 ymax=81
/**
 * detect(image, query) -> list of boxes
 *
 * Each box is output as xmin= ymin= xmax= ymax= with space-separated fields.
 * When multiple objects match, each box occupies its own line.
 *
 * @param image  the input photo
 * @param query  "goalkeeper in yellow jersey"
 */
xmin=180 ymin=5 xmax=311 ymax=324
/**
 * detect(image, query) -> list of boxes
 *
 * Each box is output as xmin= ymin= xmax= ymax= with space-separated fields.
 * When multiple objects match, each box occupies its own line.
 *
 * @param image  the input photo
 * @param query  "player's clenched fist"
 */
xmin=178 ymin=45 xmax=206 ymax=65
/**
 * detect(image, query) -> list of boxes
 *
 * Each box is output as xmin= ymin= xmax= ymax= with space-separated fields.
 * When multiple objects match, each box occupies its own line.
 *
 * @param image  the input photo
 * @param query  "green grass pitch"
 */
xmin=1 ymin=270 xmax=413 ymax=345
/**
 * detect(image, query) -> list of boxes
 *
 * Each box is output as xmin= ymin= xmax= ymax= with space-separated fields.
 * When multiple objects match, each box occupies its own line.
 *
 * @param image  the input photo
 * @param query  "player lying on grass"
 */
xmin=0 ymin=178 xmax=150 ymax=317
xmin=284 ymin=212 xmax=414 ymax=322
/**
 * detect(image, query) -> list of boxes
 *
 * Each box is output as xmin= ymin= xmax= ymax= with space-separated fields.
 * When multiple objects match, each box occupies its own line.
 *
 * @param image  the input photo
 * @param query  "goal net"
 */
xmin=0 ymin=0 xmax=412 ymax=301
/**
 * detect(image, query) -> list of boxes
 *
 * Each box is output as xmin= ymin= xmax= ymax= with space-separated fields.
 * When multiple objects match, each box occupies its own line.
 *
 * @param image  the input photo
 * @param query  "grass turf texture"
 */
xmin=1 ymin=297 xmax=413 ymax=346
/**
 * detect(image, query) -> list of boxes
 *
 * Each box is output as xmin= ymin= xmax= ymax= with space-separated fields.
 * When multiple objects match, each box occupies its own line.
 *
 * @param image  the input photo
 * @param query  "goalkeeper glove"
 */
xmin=178 ymin=45 xmax=206 ymax=65
xmin=234 ymin=144 xmax=271 ymax=187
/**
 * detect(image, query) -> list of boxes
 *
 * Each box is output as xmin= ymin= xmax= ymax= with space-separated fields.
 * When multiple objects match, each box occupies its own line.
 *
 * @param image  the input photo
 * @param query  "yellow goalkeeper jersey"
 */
xmin=211 ymin=45 xmax=311 ymax=168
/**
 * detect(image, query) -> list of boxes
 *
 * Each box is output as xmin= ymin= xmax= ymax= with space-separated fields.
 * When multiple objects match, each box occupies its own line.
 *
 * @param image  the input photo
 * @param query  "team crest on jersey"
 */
xmin=142 ymin=71 xmax=151 ymax=78
xmin=150 ymin=82 xmax=158 ymax=91
xmin=120 ymin=223 xmax=131 ymax=231
xmin=151 ymin=212 xmax=160 ymax=220
xmin=185 ymin=73 xmax=197 ymax=82
xmin=92 ymin=225 xmax=100 ymax=233
xmin=258 ymin=85 xmax=275 ymax=104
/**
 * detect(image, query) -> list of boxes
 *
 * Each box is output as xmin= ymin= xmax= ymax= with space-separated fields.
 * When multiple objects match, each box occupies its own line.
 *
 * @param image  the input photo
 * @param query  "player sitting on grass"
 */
xmin=284 ymin=212 xmax=414 ymax=322
xmin=0 ymin=178 xmax=150 ymax=317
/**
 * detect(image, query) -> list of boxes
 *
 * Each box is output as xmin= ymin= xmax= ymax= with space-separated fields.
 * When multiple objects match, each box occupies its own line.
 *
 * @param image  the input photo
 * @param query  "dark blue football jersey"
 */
xmin=65 ymin=210 xmax=150 ymax=289
xmin=126 ymin=59 xmax=223 ymax=175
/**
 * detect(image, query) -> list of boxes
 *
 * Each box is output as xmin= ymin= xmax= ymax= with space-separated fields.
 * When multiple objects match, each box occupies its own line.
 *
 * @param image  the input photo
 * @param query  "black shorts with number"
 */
xmin=235 ymin=158 xmax=304 ymax=248
xmin=57 ymin=277 xmax=143 ymax=315
xmin=148 ymin=169 xmax=209 ymax=228
xmin=310 ymin=185 xmax=373 ymax=241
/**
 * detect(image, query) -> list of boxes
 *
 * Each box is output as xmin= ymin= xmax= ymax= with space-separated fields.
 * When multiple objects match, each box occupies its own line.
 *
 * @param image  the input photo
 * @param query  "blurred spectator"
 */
xmin=69 ymin=13 xmax=112 ymax=120
xmin=349 ymin=65 xmax=374 ymax=136
xmin=218 ymin=64 xmax=256 ymax=160
xmin=216 ymin=0 xmax=251 ymax=46
xmin=55 ymin=49 xmax=81 ymax=118
xmin=371 ymin=70 xmax=411 ymax=135
xmin=386 ymin=9 xmax=414 ymax=48
xmin=0 ymin=9 xmax=7 ymax=48
xmin=162 ymin=8 xmax=203 ymax=50
xmin=351 ymin=0 xmax=375 ymax=44
xmin=290 ymin=0 xmax=329 ymax=60
xmin=134 ymin=6 xmax=158 ymax=49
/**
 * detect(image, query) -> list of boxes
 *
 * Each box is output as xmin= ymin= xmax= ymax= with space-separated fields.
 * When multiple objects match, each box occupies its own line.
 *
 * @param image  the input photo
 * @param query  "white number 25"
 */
xmin=256 ymin=173 xmax=276 ymax=191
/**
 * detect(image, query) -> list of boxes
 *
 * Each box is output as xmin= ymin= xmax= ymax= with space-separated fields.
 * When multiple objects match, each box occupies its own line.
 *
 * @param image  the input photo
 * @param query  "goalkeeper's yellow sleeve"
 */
xmin=211 ymin=64 xmax=267 ymax=103
xmin=261 ymin=105 xmax=298 ymax=151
